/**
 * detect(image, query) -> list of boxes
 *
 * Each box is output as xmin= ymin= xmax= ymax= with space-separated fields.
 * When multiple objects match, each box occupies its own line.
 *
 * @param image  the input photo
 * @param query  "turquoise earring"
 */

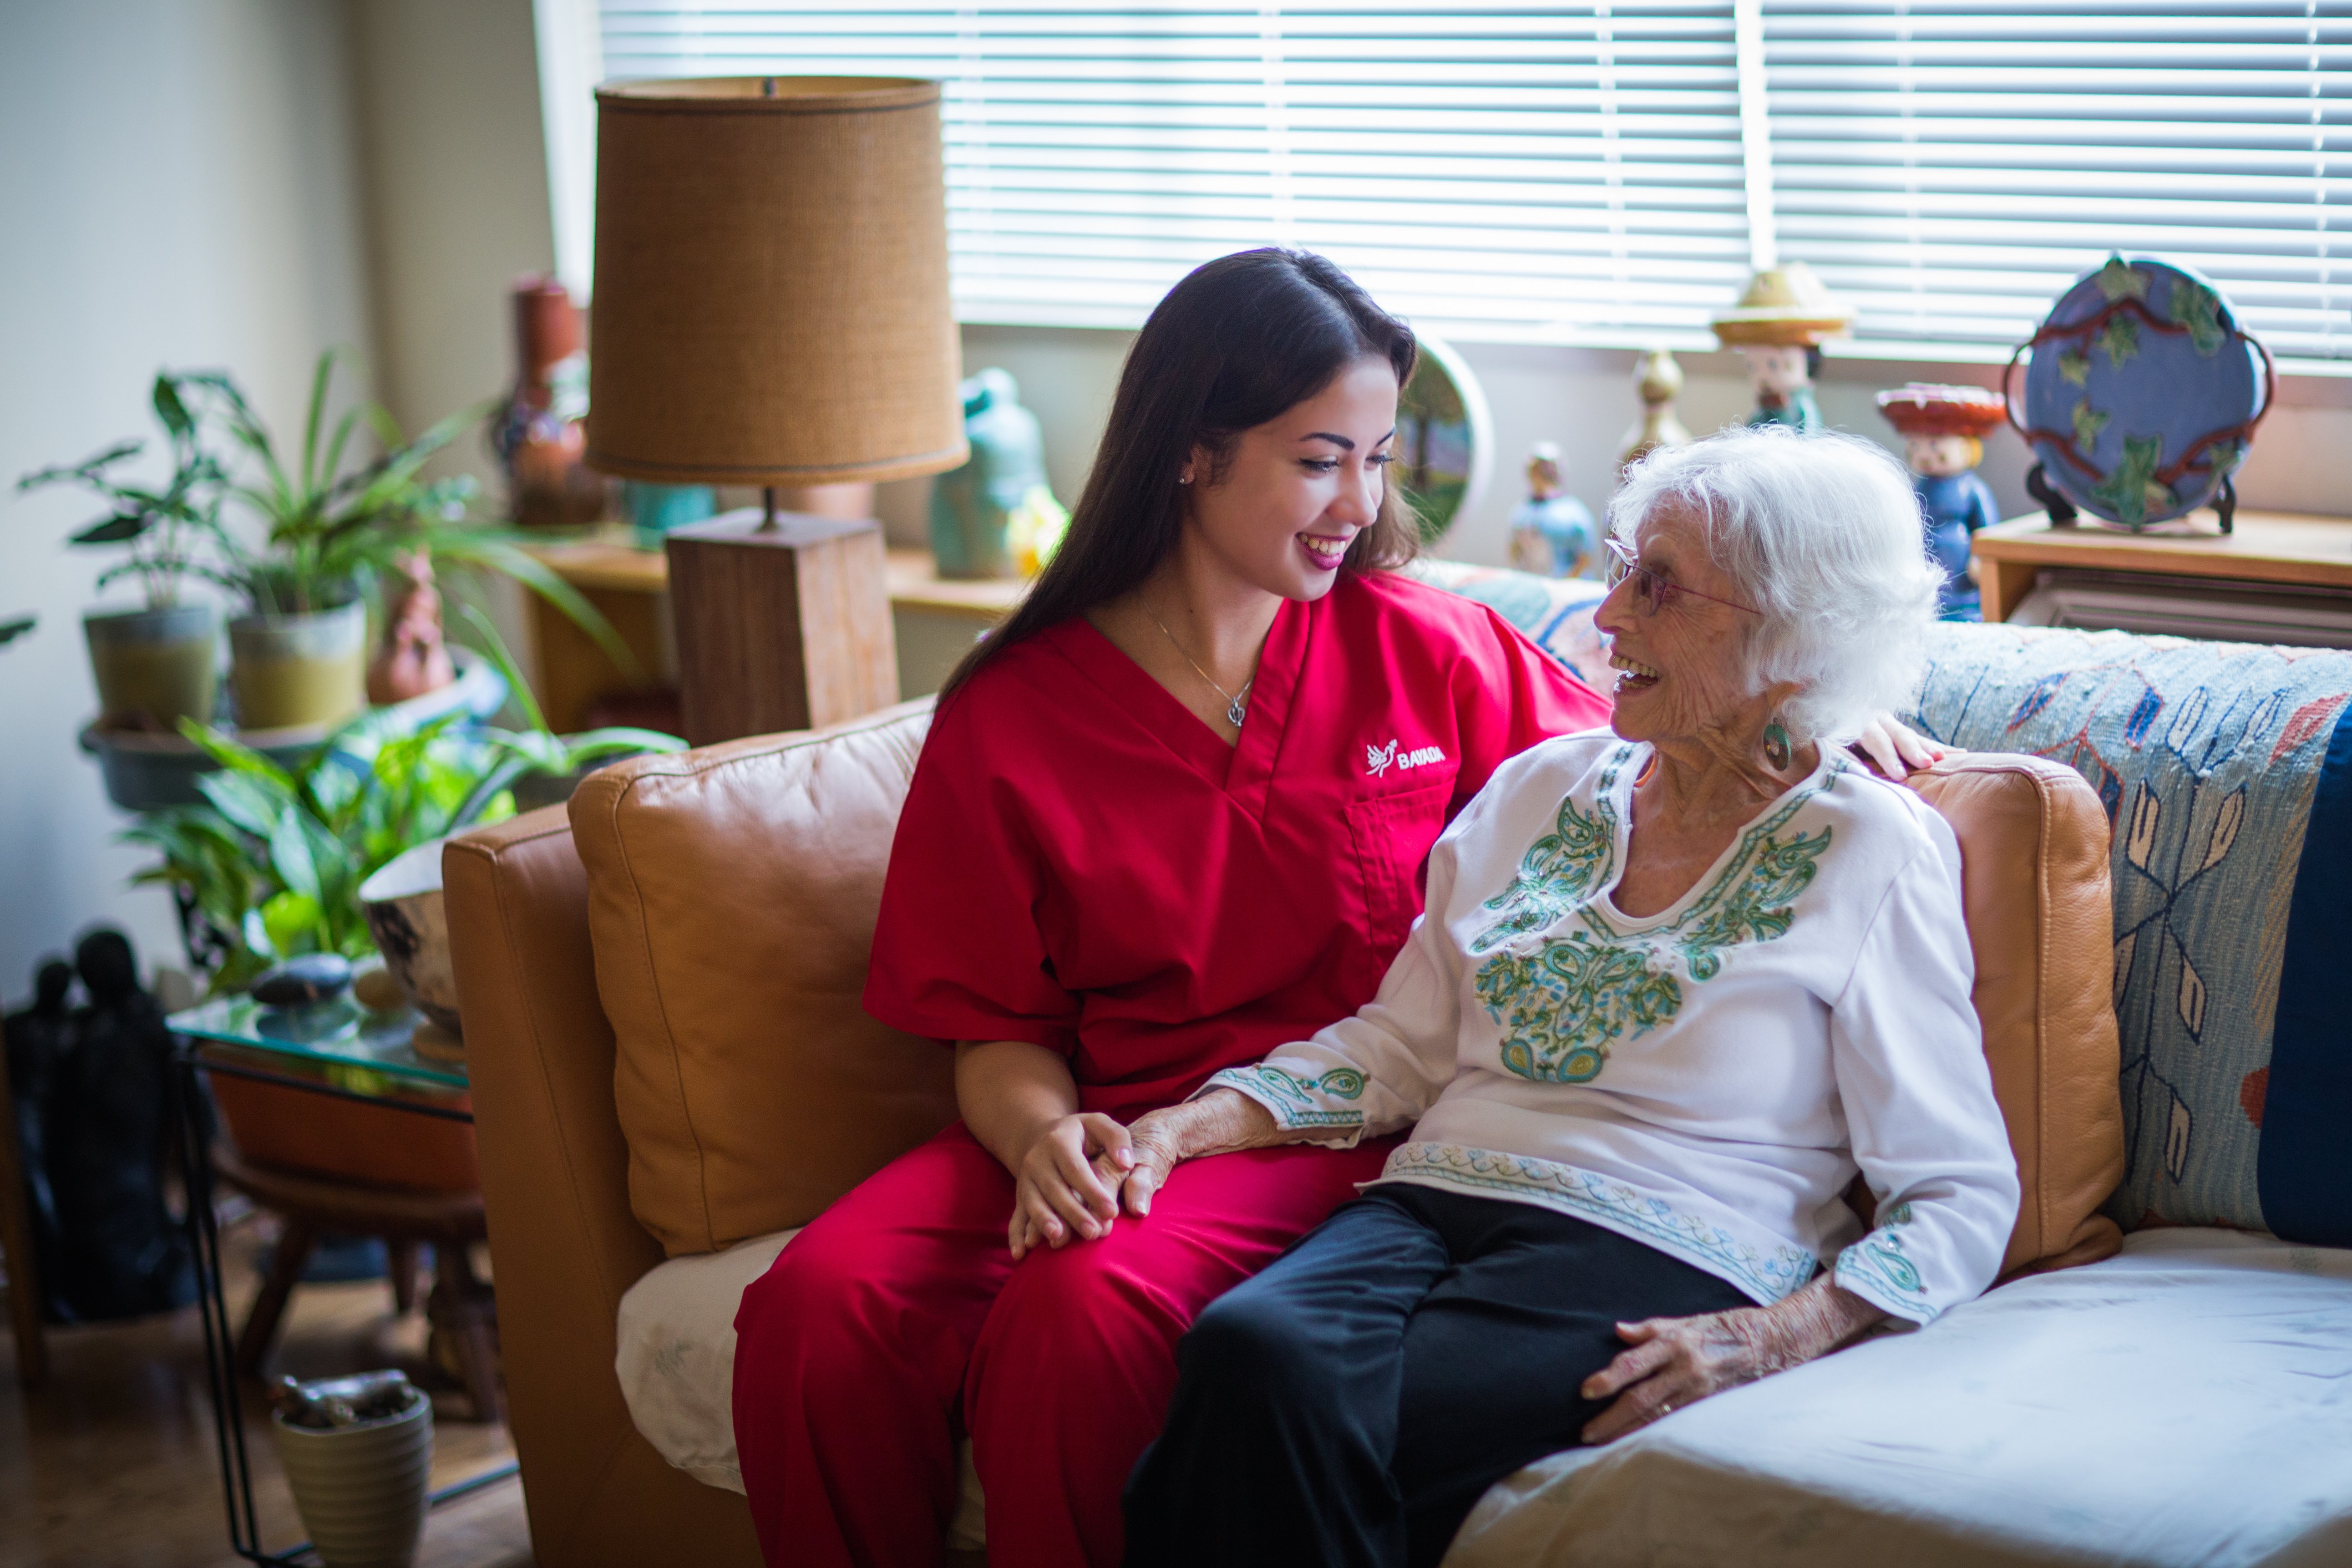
xmin=1763 ymin=717 xmax=1793 ymax=771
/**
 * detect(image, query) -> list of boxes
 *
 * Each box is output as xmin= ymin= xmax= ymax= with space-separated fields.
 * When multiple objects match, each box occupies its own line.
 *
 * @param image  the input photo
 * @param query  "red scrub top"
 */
xmin=863 ymin=569 xmax=1611 ymax=1120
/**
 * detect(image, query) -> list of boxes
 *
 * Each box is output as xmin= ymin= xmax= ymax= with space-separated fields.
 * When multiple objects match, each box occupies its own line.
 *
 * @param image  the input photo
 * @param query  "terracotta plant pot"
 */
xmin=229 ymin=601 xmax=367 ymax=730
xmin=270 ymin=1387 xmax=432 ymax=1568
xmin=360 ymin=838 xmax=460 ymax=1037
xmin=83 ymin=603 xmax=217 ymax=729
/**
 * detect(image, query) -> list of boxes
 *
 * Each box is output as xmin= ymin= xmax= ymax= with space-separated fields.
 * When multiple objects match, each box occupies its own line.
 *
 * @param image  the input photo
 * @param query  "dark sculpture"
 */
xmin=4 ymin=929 xmax=195 ymax=1321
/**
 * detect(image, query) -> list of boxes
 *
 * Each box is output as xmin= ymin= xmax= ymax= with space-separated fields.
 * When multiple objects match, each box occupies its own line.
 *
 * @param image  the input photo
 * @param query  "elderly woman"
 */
xmin=1116 ymin=426 xmax=2022 ymax=1568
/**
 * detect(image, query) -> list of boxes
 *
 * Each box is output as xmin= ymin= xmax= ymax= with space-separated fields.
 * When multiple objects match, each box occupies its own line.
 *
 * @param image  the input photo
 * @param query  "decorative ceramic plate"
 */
xmin=1396 ymin=330 xmax=1492 ymax=544
xmin=2010 ymin=256 xmax=2272 ymax=529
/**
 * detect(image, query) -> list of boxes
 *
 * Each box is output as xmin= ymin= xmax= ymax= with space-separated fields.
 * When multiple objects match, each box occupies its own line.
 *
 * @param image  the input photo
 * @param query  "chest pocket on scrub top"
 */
xmin=1344 ymin=778 xmax=1456 ymax=956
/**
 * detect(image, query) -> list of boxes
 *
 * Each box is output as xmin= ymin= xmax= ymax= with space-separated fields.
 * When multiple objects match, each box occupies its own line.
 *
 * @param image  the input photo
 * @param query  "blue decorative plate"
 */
xmin=2008 ymin=256 xmax=2273 ymax=529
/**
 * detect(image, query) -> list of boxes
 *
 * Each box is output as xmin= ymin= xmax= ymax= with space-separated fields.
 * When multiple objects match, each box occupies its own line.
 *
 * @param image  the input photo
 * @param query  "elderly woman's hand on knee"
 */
xmin=1577 ymin=1276 xmax=1887 ymax=1443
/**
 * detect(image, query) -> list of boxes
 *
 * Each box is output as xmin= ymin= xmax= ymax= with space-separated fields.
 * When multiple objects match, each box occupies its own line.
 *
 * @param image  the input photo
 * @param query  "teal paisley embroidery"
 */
xmin=1469 ymin=747 xmax=1633 ymax=954
xmin=1382 ymin=1142 xmax=1819 ymax=1303
xmin=1838 ymin=1205 xmax=1928 ymax=1304
xmin=1473 ymin=931 xmax=1681 ymax=1083
xmin=1472 ymin=759 xmax=1842 ymax=1086
xmin=1217 ymin=1065 xmax=1367 ymax=1127
xmin=1668 ymin=824 xmax=1832 ymax=980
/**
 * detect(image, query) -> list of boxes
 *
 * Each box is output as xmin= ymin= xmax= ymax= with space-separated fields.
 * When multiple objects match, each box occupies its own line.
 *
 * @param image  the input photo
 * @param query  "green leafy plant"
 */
xmin=182 ymin=350 xmax=633 ymax=669
xmin=123 ymin=612 xmax=685 ymax=995
xmin=123 ymin=711 xmax=518 ymax=995
xmin=454 ymin=605 xmax=684 ymax=799
xmin=15 ymin=376 xmax=228 ymax=608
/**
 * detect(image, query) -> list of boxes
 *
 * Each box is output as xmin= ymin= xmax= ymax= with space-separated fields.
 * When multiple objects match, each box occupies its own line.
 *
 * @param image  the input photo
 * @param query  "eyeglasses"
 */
xmin=1602 ymin=538 xmax=1760 ymax=618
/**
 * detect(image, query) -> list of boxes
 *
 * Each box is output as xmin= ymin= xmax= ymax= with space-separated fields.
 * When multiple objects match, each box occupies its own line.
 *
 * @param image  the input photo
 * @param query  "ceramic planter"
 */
xmin=229 ymin=600 xmax=367 ymax=731
xmin=82 ymin=603 xmax=217 ymax=729
xmin=360 ymin=837 xmax=461 ymax=1037
xmin=270 ymin=1387 xmax=432 ymax=1568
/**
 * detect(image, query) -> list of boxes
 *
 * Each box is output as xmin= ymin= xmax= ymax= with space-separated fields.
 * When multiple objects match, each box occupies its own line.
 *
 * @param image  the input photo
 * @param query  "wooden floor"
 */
xmin=0 ymin=1214 xmax=531 ymax=1568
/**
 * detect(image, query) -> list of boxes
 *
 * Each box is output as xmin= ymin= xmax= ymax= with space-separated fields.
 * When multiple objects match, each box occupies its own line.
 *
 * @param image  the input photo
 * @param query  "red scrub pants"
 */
xmin=731 ymin=1121 xmax=1394 ymax=1568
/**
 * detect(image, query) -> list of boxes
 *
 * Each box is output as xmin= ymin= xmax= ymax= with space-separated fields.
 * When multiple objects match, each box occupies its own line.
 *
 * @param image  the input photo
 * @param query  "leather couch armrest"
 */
xmin=445 ymin=808 xmax=760 ymax=1568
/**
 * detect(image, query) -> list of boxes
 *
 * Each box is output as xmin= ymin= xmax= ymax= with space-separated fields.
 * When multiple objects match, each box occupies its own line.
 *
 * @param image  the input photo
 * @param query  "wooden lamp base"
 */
xmin=663 ymin=506 xmax=901 ymax=746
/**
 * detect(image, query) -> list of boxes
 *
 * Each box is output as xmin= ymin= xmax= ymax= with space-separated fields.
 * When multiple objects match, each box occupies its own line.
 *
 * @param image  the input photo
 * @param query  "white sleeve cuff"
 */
xmin=1197 ymin=1064 xmax=1370 ymax=1146
xmin=1833 ymin=1214 xmax=1942 ymax=1325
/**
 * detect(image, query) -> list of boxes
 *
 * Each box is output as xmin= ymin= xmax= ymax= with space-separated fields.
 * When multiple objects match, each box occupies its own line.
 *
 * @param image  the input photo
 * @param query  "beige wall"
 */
xmin=0 ymin=0 xmax=378 ymax=993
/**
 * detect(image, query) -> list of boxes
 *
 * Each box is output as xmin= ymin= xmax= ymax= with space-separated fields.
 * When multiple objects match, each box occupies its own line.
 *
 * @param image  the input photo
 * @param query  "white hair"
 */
xmin=1608 ymin=426 xmax=1941 ymax=745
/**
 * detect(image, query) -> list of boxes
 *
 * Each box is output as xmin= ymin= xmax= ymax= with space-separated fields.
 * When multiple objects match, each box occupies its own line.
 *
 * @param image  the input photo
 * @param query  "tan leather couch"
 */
xmin=442 ymin=700 xmax=2122 ymax=1568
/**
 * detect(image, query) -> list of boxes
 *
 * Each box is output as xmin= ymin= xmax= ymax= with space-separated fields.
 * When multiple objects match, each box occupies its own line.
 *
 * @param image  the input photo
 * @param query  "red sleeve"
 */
xmin=862 ymin=694 xmax=1082 ymax=1053
xmin=1449 ymin=604 xmax=1613 ymax=806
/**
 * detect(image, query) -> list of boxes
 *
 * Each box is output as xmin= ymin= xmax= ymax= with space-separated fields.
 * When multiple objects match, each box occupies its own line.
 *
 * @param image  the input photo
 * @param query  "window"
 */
xmin=570 ymin=2 xmax=2352 ymax=368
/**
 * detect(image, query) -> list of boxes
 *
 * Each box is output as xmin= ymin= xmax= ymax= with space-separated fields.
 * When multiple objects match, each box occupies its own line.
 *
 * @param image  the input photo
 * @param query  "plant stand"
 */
xmin=171 ymin=1025 xmax=516 ymax=1566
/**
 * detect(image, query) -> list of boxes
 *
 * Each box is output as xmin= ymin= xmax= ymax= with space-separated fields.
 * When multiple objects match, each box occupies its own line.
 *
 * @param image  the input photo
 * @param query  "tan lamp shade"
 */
xmin=587 ymin=76 xmax=967 ymax=486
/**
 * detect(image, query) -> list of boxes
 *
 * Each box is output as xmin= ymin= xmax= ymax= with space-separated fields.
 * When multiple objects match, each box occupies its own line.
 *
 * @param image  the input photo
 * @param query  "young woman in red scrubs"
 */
xmin=730 ymin=249 xmax=1923 ymax=1568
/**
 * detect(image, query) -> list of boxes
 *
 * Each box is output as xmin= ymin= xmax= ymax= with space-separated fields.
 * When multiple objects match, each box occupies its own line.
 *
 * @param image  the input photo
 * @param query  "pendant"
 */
xmin=1226 ymin=695 xmax=1248 ymax=727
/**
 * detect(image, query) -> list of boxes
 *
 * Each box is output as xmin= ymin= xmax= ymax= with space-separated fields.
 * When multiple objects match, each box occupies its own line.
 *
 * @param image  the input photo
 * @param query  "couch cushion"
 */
xmin=1916 ymin=624 xmax=2352 ymax=1239
xmin=1448 ymin=1228 xmax=2352 ymax=1568
xmin=1902 ymin=755 xmax=2124 ymax=1275
xmin=570 ymin=700 xmax=957 ymax=1256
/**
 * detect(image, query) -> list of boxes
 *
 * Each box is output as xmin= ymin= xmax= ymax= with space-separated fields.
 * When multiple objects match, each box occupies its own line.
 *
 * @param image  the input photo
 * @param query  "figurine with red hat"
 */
xmin=1876 ymin=383 xmax=2007 ymax=621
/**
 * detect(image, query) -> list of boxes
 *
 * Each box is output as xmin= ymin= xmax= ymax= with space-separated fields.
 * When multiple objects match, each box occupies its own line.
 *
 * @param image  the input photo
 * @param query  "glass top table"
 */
xmin=169 ymin=992 xmax=470 ymax=1102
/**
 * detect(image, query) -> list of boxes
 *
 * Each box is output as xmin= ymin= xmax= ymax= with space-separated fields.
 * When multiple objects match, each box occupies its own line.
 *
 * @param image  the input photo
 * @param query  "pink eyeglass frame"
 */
xmin=1602 ymin=537 xmax=1762 ymax=617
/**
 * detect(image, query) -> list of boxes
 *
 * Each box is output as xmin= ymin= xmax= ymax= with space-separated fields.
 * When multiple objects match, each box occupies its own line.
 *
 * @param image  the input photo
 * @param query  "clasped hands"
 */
xmin=1006 ymin=1089 xmax=1885 ymax=1442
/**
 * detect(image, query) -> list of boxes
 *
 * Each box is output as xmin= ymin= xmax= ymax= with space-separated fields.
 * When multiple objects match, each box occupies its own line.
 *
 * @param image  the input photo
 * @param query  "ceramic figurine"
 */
xmin=931 ymin=369 xmax=1065 ymax=581
xmin=1876 ymin=384 xmax=2009 ymax=621
xmin=1505 ymin=443 xmax=1597 ymax=579
xmin=491 ymin=277 xmax=613 ymax=528
xmin=1618 ymin=349 xmax=1692 ymax=474
xmin=1711 ymin=262 xmax=1856 ymax=434
xmin=365 ymin=550 xmax=455 ymax=704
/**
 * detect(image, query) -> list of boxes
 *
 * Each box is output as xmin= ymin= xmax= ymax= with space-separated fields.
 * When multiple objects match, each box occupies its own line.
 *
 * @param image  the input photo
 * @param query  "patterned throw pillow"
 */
xmin=1914 ymin=623 xmax=2352 ymax=1243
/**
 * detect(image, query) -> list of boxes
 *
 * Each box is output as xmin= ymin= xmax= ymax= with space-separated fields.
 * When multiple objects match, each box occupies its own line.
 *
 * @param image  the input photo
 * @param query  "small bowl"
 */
xmin=360 ymin=837 xmax=461 ymax=1038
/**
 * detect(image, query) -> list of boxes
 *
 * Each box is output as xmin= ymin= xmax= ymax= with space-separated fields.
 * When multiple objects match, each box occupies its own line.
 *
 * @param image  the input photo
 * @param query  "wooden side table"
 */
xmin=523 ymin=532 xmax=1026 ymax=733
xmin=1974 ymin=509 xmax=2352 ymax=622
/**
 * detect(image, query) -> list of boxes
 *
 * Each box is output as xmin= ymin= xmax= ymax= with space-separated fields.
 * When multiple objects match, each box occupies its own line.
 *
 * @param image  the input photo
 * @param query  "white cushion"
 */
xmin=614 ymin=1227 xmax=987 ymax=1550
xmin=1446 ymin=1228 xmax=2352 ymax=1568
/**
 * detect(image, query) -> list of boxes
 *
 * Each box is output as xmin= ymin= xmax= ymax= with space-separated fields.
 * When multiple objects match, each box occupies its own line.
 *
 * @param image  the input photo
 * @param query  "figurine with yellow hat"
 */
xmin=1711 ymin=261 xmax=1856 ymax=434
xmin=1876 ymin=383 xmax=2008 ymax=621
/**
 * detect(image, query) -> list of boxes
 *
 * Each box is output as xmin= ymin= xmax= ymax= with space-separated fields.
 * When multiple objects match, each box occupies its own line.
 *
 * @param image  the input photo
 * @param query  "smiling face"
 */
xmin=1595 ymin=499 xmax=1771 ymax=744
xmin=1179 ymin=355 xmax=1398 ymax=601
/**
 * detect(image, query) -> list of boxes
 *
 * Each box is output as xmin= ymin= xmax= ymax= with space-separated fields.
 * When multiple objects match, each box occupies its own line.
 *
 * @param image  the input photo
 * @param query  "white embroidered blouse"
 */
xmin=1203 ymin=732 xmax=2021 ymax=1324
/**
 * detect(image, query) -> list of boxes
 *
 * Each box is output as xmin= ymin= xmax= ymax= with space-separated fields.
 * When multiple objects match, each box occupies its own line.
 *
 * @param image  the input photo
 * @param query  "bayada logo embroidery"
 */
xmin=1366 ymin=738 xmax=1445 ymax=778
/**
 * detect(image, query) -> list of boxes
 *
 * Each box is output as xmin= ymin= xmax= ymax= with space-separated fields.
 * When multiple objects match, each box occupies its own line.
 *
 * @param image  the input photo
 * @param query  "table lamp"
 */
xmin=586 ymin=76 xmax=967 ymax=744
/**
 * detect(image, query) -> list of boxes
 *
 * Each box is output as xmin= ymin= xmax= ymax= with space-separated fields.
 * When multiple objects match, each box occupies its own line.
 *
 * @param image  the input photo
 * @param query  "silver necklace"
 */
xmin=1149 ymin=611 xmax=1253 ymax=727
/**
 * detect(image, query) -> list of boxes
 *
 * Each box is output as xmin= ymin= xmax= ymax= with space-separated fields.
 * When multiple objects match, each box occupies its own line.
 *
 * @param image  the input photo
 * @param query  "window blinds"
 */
xmin=591 ymin=2 xmax=2352 ymax=364
xmin=597 ymin=2 xmax=1753 ymax=344
xmin=1761 ymin=2 xmax=2352 ymax=363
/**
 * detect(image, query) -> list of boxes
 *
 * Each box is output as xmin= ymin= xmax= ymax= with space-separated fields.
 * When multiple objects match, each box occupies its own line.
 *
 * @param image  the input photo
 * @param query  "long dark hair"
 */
xmin=940 ymin=248 xmax=1419 ymax=700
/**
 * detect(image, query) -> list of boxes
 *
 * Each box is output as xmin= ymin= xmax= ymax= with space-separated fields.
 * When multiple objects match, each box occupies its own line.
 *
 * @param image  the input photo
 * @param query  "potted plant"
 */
xmin=182 ymin=351 xmax=622 ymax=731
xmin=122 ymin=707 xmax=520 ymax=996
xmin=17 ymin=376 xmax=228 ymax=729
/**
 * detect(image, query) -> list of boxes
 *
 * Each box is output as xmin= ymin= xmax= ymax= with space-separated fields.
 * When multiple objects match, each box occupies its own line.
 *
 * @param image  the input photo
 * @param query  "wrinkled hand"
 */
xmin=1009 ymin=1112 xmax=1134 ymax=1260
xmin=1085 ymin=1089 xmax=1284 ymax=1223
xmin=1850 ymin=714 xmax=1949 ymax=779
xmin=1099 ymin=1106 xmax=1192 ymax=1218
xmin=1578 ymin=1280 xmax=1884 ymax=1443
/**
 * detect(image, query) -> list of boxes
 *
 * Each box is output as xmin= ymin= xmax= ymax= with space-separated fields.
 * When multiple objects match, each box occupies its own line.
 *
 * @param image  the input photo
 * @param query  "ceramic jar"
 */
xmin=269 ymin=1388 xmax=432 ymax=1568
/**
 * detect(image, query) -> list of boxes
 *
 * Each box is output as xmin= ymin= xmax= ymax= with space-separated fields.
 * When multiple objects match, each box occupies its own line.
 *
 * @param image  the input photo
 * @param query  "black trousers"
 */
xmin=1123 ymin=1184 xmax=1751 ymax=1568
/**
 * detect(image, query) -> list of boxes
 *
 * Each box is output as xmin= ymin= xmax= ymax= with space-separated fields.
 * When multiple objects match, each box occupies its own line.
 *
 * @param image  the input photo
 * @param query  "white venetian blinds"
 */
xmin=588 ymin=2 xmax=2352 ymax=363
xmin=1761 ymin=2 xmax=2352 ymax=362
xmin=596 ymin=2 xmax=1753 ymax=343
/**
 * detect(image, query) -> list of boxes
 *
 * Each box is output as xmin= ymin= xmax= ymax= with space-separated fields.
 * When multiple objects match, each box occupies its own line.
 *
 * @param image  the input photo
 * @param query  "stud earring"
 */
xmin=1763 ymin=716 xmax=1793 ymax=771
